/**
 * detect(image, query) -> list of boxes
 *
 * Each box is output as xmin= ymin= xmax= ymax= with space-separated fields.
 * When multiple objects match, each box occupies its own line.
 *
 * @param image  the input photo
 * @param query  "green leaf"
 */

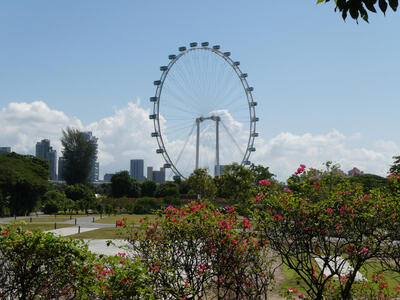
xmin=389 ymin=0 xmax=398 ymax=11
xmin=365 ymin=0 xmax=378 ymax=12
xmin=379 ymin=0 xmax=388 ymax=14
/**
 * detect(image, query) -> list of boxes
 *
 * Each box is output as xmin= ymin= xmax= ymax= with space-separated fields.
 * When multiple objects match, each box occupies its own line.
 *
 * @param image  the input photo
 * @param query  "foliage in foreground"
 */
xmin=254 ymin=165 xmax=400 ymax=299
xmin=124 ymin=202 xmax=275 ymax=299
xmin=0 ymin=227 xmax=152 ymax=299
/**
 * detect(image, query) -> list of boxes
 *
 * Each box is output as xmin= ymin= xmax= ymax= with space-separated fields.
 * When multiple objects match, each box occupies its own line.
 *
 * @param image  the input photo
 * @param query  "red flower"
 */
xmin=326 ymin=208 xmax=334 ymax=214
xmin=1 ymin=231 xmax=9 ymax=236
xmin=273 ymin=214 xmax=284 ymax=220
xmin=364 ymin=194 xmax=370 ymax=199
xmin=298 ymin=294 xmax=304 ymax=299
xmin=199 ymin=264 xmax=206 ymax=271
xmin=259 ymin=179 xmax=271 ymax=186
xmin=284 ymin=188 xmax=292 ymax=194
xmin=300 ymin=164 xmax=306 ymax=169
xmin=360 ymin=248 xmax=368 ymax=253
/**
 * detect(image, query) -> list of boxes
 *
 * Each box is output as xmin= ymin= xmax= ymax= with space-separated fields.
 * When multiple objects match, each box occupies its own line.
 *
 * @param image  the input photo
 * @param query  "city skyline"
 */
xmin=0 ymin=1 xmax=399 ymax=180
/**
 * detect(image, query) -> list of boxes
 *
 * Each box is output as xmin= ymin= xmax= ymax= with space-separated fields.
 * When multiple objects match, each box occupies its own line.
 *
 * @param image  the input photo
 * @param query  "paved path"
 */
xmin=315 ymin=256 xmax=366 ymax=281
xmin=45 ymin=227 xmax=100 ymax=237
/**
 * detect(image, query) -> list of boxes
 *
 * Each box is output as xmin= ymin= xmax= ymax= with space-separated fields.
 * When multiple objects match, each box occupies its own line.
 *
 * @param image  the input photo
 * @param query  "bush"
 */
xmin=42 ymin=202 xmax=59 ymax=214
xmin=126 ymin=202 xmax=274 ymax=299
xmin=0 ymin=226 xmax=152 ymax=299
xmin=132 ymin=197 xmax=160 ymax=214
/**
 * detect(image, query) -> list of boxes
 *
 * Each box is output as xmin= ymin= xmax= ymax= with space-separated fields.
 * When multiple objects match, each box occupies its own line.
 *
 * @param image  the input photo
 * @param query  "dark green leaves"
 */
xmin=318 ymin=0 xmax=398 ymax=21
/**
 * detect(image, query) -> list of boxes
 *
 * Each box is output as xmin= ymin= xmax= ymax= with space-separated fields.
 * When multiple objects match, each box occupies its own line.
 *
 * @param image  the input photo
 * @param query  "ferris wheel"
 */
xmin=149 ymin=42 xmax=258 ymax=179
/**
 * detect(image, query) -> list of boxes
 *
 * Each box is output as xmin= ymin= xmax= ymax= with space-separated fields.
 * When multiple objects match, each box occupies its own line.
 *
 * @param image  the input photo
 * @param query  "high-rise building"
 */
xmin=130 ymin=159 xmax=145 ymax=182
xmin=0 ymin=147 xmax=11 ymax=154
xmin=35 ymin=139 xmax=57 ymax=180
xmin=147 ymin=166 xmax=165 ymax=184
xmin=103 ymin=173 xmax=114 ymax=182
xmin=58 ymin=157 xmax=66 ymax=181
xmin=82 ymin=131 xmax=99 ymax=182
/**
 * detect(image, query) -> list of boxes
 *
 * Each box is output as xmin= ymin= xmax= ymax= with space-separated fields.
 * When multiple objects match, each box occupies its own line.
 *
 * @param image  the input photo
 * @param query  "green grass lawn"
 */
xmin=67 ymin=227 xmax=127 ymax=239
xmin=95 ymin=214 xmax=157 ymax=224
xmin=1 ymin=223 xmax=74 ymax=232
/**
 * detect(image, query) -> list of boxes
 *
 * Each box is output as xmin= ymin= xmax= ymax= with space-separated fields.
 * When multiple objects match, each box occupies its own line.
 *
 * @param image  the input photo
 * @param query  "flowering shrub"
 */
xmin=125 ymin=202 xmax=274 ymax=299
xmin=0 ymin=226 xmax=152 ymax=299
xmin=253 ymin=164 xmax=397 ymax=300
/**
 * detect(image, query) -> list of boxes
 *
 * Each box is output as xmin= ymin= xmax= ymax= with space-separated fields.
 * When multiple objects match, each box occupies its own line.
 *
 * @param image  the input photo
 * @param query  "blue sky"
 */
xmin=0 ymin=1 xmax=399 ymax=179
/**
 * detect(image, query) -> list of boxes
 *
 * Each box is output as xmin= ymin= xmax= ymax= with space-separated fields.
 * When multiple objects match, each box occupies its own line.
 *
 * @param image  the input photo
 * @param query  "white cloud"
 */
xmin=0 ymin=100 xmax=398 ymax=181
xmin=253 ymin=130 xmax=397 ymax=180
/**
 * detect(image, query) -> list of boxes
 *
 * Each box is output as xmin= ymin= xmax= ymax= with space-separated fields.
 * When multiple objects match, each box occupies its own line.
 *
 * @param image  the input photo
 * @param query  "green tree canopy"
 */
xmin=219 ymin=163 xmax=256 ymax=203
xmin=320 ymin=0 xmax=398 ymax=22
xmin=61 ymin=127 xmax=97 ymax=185
xmin=110 ymin=171 xmax=141 ymax=198
xmin=390 ymin=155 xmax=400 ymax=174
xmin=249 ymin=163 xmax=275 ymax=182
xmin=186 ymin=168 xmax=216 ymax=200
xmin=141 ymin=180 xmax=157 ymax=197
xmin=65 ymin=184 xmax=96 ymax=213
xmin=155 ymin=182 xmax=179 ymax=198
xmin=0 ymin=153 xmax=50 ymax=216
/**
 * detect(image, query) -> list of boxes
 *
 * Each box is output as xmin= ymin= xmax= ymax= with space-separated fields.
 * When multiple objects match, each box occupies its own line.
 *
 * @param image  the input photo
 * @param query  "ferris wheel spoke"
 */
xmin=152 ymin=44 xmax=257 ymax=178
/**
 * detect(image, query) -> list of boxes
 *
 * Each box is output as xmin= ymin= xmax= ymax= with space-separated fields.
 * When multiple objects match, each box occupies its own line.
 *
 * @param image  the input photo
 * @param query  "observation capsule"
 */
xmin=248 ymin=147 xmax=256 ymax=152
xmin=224 ymin=52 xmax=231 ymax=57
xmin=154 ymin=80 xmax=161 ymax=86
xmin=251 ymin=132 xmax=259 ymax=137
xmin=179 ymin=46 xmax=186 ymax=51
xmin=149 ymin=114 xmax=157 ymax=120
xmin=213 ymin=45 xmax=220 ymax=50
xmin=160 ymin=66 xmax=168 ymax=71
xmin=168 ymin=54 xmax=176 ymax=60
xmin=234 ymin=61 xmax=240 ymax=66
xmin=201 ymin=42 xmax=209 ymax=47
xmin=173 ymin=175 xmax=181 ymax=181
xmin=250 ymin=101 xmax=258 ymax=107
xmin=151 ymin=132 xmax=160 ymax=137
xmin=190 ymin=42 xmax=198 ymax=47
xmin=150 ymin=97 xmax=158 ymax=102
xmin=246 ymin=87 xmax=254 ymax=92
xmin=243 ymin=161 xmax=251 ymax=165
xmin=252 ymin=117 xmax=259 ymax=122
xmin=240 ymin=73 xmax=248 ymax=78
xmin=156 ymin=149 xmax=164 ymax=154
xmin=163 ymin=163 xmax=172 ymax=168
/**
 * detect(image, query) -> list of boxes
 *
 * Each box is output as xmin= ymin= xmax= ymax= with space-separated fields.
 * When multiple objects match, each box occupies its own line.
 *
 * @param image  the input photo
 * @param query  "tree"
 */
xmin=249 ymin=163 xmax=275 ymax=182
xmin=65 ymin=184 xmax=96 ymax=213
xmin=42 ymin=190 xmax=68 ymax=214
xmin=155 ymin=182 xmax=179 ymax=198
xmin=320 ymin=0 xmax=398 ymax=22
xmin=0 ymin=153 xmax=50 ymax=216
xmin=219 ymin=163 xmax=256 ymax=204
xmin=390 ymin=155 xmax=400 ymax=174
xmin=111 ymin=171 xmax=141 ymax=198
xmin=61 ymin=127 xmax=97 ymax=185
xmin=141 ymin=180 xmax=157 ymax=197
xmin=186 ymin=168 xmax=216 ymax=200
xmin=349 ymin=173 xmax=390 ymax=193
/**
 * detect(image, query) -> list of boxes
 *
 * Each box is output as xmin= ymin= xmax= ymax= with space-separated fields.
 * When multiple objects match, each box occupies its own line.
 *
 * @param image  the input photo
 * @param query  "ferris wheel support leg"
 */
xmin=215 ymin=117 xmax=220 ymax=174
xmin=196 ymin=118 xmax=200 ymax=170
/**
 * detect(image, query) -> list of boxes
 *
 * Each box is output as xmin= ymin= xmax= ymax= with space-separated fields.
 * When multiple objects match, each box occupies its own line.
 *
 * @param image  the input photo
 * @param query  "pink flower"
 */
xmin=326 ymin=208 xmax=334 ymax=214
xmin=284 ymin=188 xmax=292 ymax=194
xmin=360 ymin=248 xmax=368 ymax=253
xmin=273 ymin=214 xmax=284 ymax=220
xmin=259 ymin=179 xmax=271 ymax=186
xmin=298 ymin=294 xmax=305 ymax=299
xmin=199 ymin=264 xmax=206 ymax=271
xmin=185 ymin=280 xmax=189 ymax=286
xmin=364 ymin=194 xmax=370 ymax=199
xmin=1 ymin=231 xmax=9 ymax=236
xmin=300 ymin=164 xmax=306 ymax=169
xmin=139 ymin=218 xmax=143 ymax=223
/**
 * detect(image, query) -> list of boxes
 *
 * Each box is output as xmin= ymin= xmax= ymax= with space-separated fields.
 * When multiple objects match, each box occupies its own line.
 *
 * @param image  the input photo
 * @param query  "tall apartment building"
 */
xmin=82 ymin=131 xmax=99 ymax=182
xmin=58 ymin=157 xmax=66 ymax=181
xmin=130 ymin=159 xmax=145 ymax=182
xmin=35 ymin=139 xmax=57 ymax=180
xmin=147 ymin=166 xmax=165 ymax=184
xmin=0 ymin=147 xmax=11 ymax=154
